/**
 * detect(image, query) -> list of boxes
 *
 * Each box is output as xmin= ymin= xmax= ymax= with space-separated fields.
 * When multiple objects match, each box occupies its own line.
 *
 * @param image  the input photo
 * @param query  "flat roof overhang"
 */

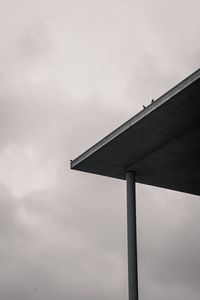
xmin=71 ymin=69 xmax=200 ymax=196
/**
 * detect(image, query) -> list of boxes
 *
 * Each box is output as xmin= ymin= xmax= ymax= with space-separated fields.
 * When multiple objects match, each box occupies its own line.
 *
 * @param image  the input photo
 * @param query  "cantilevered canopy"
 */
xmin=71 ymin=69 xmax=200 ymax=196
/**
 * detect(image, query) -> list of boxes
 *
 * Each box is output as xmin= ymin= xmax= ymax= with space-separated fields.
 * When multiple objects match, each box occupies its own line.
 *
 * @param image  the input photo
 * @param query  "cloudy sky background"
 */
xmin=0 ymin=0 xmax=200 ymax=299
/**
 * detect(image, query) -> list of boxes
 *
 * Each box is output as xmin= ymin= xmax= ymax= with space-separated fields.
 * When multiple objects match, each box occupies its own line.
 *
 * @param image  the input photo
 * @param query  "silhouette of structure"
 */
xmin=71 ymin=68 xmax=200 ymax=300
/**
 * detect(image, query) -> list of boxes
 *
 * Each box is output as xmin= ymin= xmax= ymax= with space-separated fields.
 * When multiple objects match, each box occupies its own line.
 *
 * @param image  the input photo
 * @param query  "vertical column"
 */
xmin=126 ymin=172 xmax=138 ymax=300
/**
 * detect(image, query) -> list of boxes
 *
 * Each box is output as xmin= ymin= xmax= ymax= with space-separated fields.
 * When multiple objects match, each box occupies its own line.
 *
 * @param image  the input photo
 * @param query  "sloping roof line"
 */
xmin=71 ymin=68 xmax=200 ymax=169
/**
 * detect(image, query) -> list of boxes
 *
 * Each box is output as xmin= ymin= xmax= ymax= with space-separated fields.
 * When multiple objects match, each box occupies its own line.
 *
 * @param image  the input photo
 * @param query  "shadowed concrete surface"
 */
xmin=71 ymin=69 xmax=200 ymax=196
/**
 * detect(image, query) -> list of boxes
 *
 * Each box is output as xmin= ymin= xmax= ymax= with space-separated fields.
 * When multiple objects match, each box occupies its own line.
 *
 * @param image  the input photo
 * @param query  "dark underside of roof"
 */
xmin=71 ymin=69 xmax=200 ymax=196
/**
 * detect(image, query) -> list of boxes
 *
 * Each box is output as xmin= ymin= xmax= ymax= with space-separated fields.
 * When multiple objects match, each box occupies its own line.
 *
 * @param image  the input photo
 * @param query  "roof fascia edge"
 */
xmin=71 ymin=68 xmax=200 ymax=169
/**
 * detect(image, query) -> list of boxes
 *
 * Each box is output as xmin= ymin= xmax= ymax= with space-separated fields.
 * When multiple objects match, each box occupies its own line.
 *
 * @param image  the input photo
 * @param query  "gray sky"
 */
xmin=0 ymin=0 xmax=200 ymax=299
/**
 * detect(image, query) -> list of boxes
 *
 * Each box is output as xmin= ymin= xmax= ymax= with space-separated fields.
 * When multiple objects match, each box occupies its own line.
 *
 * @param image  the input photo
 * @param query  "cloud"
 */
xmin=0 ymin=0 xmax=199 ymax=299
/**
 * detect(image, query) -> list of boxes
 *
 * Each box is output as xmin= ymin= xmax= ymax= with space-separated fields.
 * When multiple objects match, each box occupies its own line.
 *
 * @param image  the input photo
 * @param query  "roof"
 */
xmin=71 ymin=68 xmax=200 ymax=196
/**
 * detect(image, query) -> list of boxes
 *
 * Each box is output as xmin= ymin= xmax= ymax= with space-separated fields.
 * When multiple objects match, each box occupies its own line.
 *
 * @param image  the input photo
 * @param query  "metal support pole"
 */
xmin=126 ymin=171 xmax=138 ymax=300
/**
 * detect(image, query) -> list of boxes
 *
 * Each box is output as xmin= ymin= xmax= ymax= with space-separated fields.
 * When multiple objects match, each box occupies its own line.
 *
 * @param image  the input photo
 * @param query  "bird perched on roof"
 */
xmin=143 ymin=105 xmax=146 ymax=109
xmin=151 ymin=99 xmax=155 ymax=103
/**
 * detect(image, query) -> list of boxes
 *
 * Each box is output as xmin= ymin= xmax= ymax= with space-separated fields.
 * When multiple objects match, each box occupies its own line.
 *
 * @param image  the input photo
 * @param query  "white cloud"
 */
xmin=0 ymin=144 xmax=57 ymax=197
xmin=0 ymin=0 xmax=199 ymax=299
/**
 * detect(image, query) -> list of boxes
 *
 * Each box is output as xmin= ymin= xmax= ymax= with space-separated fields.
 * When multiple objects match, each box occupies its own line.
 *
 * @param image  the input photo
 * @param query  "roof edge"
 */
xmin=71 ymin=68 xmax=200 ymax=169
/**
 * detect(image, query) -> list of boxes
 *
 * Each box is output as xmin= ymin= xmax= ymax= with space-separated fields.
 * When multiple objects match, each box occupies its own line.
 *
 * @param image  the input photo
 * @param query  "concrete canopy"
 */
xmin=71 ymin=69 xmax=200 ymax=196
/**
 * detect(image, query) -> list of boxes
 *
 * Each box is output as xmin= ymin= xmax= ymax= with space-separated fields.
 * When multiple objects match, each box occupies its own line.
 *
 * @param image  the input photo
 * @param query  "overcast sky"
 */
xmin=0 ymin=0 xmax=200 ymax=299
